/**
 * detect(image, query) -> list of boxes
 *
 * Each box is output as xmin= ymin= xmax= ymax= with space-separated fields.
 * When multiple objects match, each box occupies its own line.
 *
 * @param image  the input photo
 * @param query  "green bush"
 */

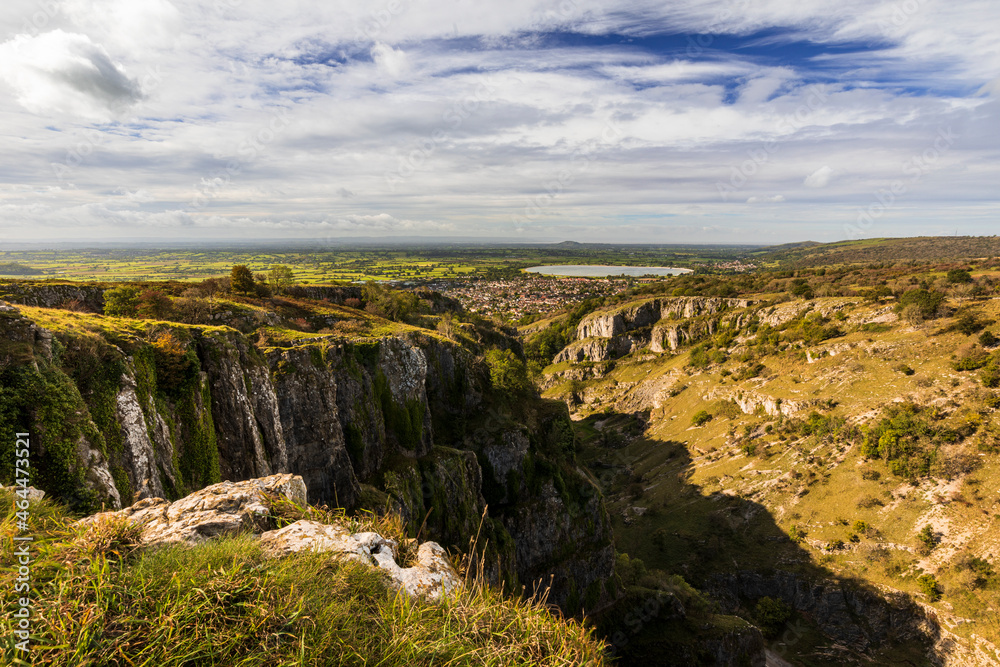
xmin=754 ymin=596 xmax=793 ymax=638
xmin=917 ymin=524 xmax=939 ymax=554
xmin=691 ymin=410 xmax=712 ymax=427
xmin=860 ymin=403 xmax=937 ymax=478
xmin=917 ymin=574 xmax=942 ymax=601
xmin=954 ymin=347 xmax=990 ymax=371
xmin=103 ymin=286 xmax=141 ymax=317
xmin=896 ymin=289 xmax=945 ymax=320
xmin=947 ymin=268 xmax=973 ymax=284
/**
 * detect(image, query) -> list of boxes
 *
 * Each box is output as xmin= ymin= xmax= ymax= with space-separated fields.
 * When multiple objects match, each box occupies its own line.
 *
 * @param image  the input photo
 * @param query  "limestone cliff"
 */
xmin=0 ymin=301 xmax=615 ymax=613
xmin=557 ymin=296 xmax=755 ymax=363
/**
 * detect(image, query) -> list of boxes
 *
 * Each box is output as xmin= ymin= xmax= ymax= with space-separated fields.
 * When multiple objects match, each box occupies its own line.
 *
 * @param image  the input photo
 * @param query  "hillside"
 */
xmin=0 ymin=279 xmax=769 ymax=665
xmin=755 ymin=236 xmax=1000 ymax=268
xmin=535 ymin=265 xmax=1000 ymax=665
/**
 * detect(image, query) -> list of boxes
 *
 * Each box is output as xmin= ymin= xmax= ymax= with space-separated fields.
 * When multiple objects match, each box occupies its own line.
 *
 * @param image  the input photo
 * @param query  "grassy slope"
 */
xmin=0 ymin=490 xmax=607 ymax=666
xmin=545 ymin=294 xmax=1000 ymax=663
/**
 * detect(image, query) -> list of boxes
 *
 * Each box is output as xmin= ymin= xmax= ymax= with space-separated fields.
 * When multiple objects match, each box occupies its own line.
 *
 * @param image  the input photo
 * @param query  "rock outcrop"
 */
xmin=555 ymin=297 xmax=755 ymax=363
xmin=575 ymin=297 xmax=754 ymax=340
xmin=79 ymin=473 xmax=307 ymax=544
xmin=0 ymin=282 xmax=106 ymax=312
xmin=78 ymin=474 xmax=461 ymax=600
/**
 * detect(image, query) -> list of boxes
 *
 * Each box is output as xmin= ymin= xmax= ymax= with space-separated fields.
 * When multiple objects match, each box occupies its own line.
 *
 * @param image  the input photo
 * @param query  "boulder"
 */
xmin=260 ymin=519 xmax=460 ymax=600
xmin=77 ymin=473 xmax=306 ymax=544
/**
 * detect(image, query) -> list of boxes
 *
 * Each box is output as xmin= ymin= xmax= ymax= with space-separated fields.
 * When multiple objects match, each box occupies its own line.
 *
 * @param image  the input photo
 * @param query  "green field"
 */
xmin=0 ymin=243 xmax=758 ymax=283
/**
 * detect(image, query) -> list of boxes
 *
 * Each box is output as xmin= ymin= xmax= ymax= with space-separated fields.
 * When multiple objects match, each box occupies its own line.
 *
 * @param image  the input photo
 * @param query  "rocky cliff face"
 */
xmin=0 ymin=301 xmax=615 ymax=613
xmin=558 ymin=297 xmax=755 ymax=363
xmin=575 ymin=297 xmax=754 ymax=340
xmin=0 ymin=282 xmax=107 ymax=312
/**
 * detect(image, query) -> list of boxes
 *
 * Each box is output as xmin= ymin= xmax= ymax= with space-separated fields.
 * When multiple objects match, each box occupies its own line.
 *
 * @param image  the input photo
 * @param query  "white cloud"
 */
xmin=371 ymin=42 xmax=411 ymax=79
xmin=0 ymin=1 xmax=996 ymax=243
xmin=804 ymin=165 xmax=834 ymax=188
xmin=0 ymin=29 xmax=142 ymax=120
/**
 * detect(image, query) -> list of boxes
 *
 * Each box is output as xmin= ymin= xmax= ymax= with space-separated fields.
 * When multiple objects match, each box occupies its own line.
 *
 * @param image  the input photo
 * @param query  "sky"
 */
xmin=0 ymin=0 xmax=997 ymax=245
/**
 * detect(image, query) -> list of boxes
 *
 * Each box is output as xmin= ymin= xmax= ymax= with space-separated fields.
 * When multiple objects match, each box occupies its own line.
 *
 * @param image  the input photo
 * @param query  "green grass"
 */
xmin=0 ymin=490 xmax=607 ymax=666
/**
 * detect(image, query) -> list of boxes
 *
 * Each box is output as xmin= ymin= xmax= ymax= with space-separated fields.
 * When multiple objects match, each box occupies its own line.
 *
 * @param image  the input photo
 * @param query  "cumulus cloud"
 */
xmin=747 ymin=195 xmax=786 ymax=203
xmin=804 ymin=166 xmax=834 ymax=188
xmin=0 ymin=30 xmax=143 ymax=120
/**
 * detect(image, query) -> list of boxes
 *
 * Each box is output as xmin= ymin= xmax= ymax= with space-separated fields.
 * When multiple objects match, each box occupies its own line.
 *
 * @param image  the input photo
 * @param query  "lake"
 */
xmin=523 ymin=265 xmax=693 ymax=278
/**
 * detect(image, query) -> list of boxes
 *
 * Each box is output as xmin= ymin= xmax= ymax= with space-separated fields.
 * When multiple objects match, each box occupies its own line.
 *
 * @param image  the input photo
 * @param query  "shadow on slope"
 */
xmin=580 ymin=410 xmax=935 ymax=667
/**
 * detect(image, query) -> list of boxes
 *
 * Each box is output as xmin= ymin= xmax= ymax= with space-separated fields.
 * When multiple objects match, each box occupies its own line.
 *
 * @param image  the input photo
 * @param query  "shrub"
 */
xmin=953 ymin=346 xmax=990 ymax=371
xmin=954 ymin=312 xmax=991 ymax=336
xmin=857 ymin=495 xmax=884 ymax=509
xmin=917 ymin=574 xmax=942 ymax=601
xmin=137 ymin=289 xmax=173 ymax=320
xmin=362 ymin=281 xmax=418 ymax=322
xmin=917 ymin=524 xmax=939 ymax=554
xmin=754 ymin=597 xmax=793 ymax=638
xmin=150 ymin=331 xmax=198 ymax=395
xmin=713 ymin=399 xmax=742 ymax=419
xmin=691 ymin=410 xmax=712 ymax=427
xmin=103 ymin=286 xmax=141 ymax=317
xmin=980 ymin=330 xmax=998 ymax=347
xmin=896 ymin=289 xmax=945 ymax=320
xmin=859 ymin=403 xmax=937 ymax=478
xmin=947 ymin=268 xmax=973 ymax=284
xmin=733 ymin=363 xmax=766 ymax=381
xmin=894 ymin=363 xmax=915 ymax=376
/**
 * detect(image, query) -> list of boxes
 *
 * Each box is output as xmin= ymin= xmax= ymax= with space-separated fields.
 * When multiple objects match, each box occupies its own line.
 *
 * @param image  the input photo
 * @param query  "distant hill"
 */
xmin=0 ymin=262 xmax=42 ymax=276
xmin=758 ymin=236 xmax=1000 ymax=267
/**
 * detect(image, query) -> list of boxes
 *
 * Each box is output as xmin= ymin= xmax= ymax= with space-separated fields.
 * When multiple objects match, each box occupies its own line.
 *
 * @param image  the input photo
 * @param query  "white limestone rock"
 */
xmin=259 ymin=519 xmax=460 ymax=601
xmin=77 ymin=473 xmax=306 ymax=544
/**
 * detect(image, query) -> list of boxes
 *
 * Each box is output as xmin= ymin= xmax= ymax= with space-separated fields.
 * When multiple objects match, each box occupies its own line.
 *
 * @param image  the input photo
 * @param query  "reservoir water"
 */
xmin=523 ymin=265 xmax=693 ymax=278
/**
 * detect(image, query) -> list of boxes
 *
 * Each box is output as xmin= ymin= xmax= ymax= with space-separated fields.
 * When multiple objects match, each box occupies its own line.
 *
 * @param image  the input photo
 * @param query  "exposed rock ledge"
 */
xmin=77 ymin=473 xmax=460 ymax=601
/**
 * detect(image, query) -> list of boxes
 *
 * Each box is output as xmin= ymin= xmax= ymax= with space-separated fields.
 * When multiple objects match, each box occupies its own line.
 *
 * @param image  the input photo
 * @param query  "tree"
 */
xmin=103 ymin=286 xmax=141 ymax=317
xmin=137 ymin=289 xmax=173 ymax=319
xmin=484 ymin=348 xmax=531 ymax=397
xmin=268 ymin=264 xmax=295 ymax=295
xmin=947 ymin=268 xmax=973 ymax=284
xmin=230 ymin=265 xmax=255 ymax=295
